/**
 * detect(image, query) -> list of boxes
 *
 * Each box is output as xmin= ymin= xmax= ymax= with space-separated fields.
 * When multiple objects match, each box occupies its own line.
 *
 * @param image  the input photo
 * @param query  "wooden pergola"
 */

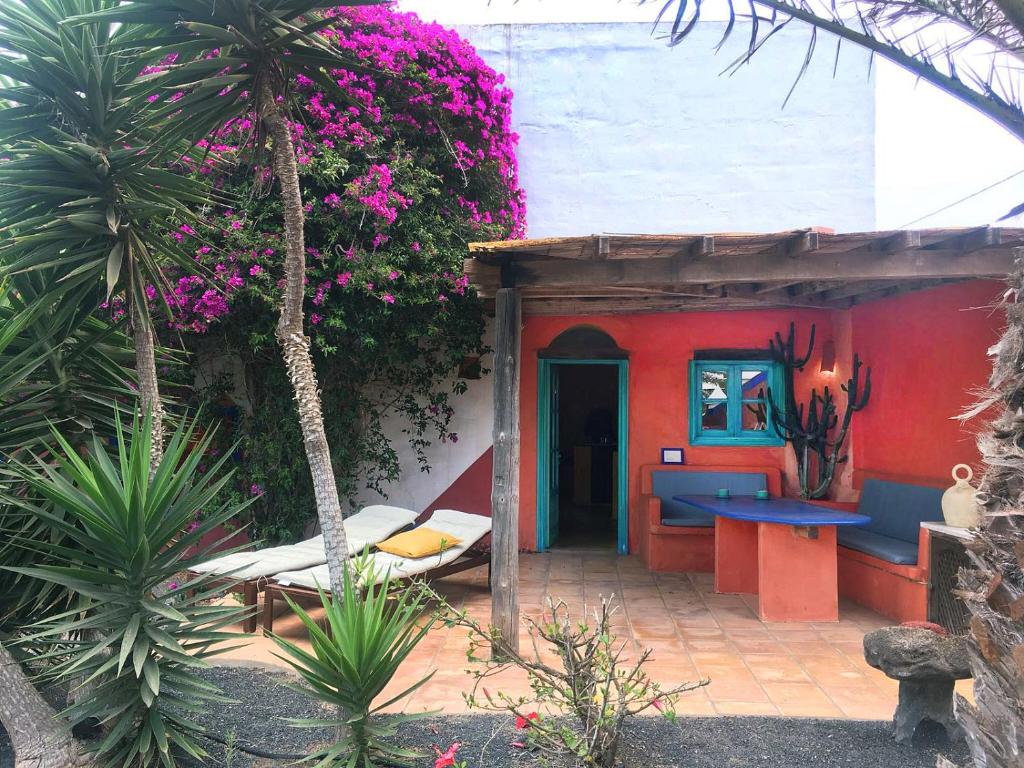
xmin=472 ymin=225 xmax=1024 ymax=649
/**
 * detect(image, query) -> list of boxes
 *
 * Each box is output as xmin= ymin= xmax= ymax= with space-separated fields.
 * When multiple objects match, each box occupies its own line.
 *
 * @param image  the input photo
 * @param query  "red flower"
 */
xmin=433 ymin=742 xmax=461 ymax=768
xmin=651 ymin=697 xmax=664 ymax=712
xmin=515 ymin=712 xmax=540 ymax=730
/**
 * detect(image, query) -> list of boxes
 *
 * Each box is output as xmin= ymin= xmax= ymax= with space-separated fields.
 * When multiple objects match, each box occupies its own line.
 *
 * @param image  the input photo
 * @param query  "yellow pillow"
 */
xmin=376 ymin=527 xmax=461 ymax=559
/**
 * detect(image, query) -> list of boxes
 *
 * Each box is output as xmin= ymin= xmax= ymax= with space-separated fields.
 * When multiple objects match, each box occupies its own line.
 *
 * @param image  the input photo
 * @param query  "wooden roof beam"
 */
xmin=722 ymin=283 xmax=844 ymax=309
xmin=752 ymin=280 xmax=804 ymax=295
xmin=465 ymin=246 xmax=1015 ymax=291
xmin=757 ymin=230 xmax=820 ymax=258
xmin=816 ymin=279 xmax=908 ymax=303
xmin=928 ymin=226 xmax=1002 ymax=253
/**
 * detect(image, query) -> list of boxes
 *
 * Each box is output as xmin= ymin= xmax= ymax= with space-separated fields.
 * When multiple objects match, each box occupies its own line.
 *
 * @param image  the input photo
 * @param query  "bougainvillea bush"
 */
xmin=157 ymin=6 xmax=525 ymax=541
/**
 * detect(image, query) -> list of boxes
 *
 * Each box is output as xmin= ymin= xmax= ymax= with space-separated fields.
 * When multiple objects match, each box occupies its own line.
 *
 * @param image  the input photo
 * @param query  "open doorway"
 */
xmin=554 ymin=364 xmax=619 ymax=548
xmin=537 ymin=355 xmax=628 ymax=553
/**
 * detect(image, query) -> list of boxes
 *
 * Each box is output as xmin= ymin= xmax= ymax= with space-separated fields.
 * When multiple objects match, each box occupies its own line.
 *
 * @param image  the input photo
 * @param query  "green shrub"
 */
xmin=6 ymin=410 xmax=251 ymax=767
xmin=270 ymin=557 xmax=436 ymax=768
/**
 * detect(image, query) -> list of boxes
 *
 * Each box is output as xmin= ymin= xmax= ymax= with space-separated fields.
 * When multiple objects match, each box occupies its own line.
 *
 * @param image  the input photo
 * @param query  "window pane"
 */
xmin=741 ymin=368 xmax=768 ymax=398
xmin=701 ymin=400 xmax=728 ymax=431
xmin=741 ymin=398 xmax=768 ymax=432
xmin=700 ymin=369 xmax=729 ymax=400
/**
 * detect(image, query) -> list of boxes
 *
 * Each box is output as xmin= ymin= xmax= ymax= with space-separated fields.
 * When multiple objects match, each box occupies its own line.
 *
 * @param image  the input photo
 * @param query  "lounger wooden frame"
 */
xmin=261 ymin=548 xmax=491 ymax=633
xmin=193 ymin=522 xmax=421 ymax=633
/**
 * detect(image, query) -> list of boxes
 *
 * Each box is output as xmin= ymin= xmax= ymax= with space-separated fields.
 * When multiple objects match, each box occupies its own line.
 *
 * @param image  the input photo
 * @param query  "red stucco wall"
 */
xmin=849 ymin=280 xmax=1003 ymax=484
xmin=425 ymin=281 xmax=1003 ymax=554
xmin=518 ymin=310 xmax=838 ymax=552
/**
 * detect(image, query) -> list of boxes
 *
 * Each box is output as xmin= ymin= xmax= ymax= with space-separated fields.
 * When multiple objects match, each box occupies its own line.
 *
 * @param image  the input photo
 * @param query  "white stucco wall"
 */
xmin=462 ymin=22 xmax=876 ymax=236
xmin=361 ymin=20 xmax=877 ymax=511
xmin=358 ymin=321 xmax=496 ymax=511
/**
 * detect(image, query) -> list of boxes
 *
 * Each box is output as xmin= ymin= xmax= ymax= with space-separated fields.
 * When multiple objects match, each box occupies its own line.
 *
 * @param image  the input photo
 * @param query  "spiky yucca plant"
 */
xmin=6 ymin=411 xmax=251 ymax=767
xmin=270 ymin=557 xmax=436 ymax=768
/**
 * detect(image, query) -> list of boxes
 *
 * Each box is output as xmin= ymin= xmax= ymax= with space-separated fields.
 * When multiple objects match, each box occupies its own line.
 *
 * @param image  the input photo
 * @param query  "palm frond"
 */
xmin=646 ymin=0 xmax=1024 ymax=143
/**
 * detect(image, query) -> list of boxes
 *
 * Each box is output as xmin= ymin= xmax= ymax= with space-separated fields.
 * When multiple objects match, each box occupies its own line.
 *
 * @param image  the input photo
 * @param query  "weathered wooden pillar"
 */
xmin=490 ymin=286 xmax=521 ymax=655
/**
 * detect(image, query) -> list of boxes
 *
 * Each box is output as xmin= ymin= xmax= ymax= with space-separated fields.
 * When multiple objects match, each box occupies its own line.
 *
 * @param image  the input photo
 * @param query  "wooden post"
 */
xmin=490 ymin=286 xmax=521 ymax=655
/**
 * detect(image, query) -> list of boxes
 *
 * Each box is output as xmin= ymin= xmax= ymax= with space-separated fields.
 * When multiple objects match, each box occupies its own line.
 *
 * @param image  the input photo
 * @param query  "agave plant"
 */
xmin=6 ymin=410 xmax=252 ymax=767
xmin=270 ymin=557 xmax=436 ymax=768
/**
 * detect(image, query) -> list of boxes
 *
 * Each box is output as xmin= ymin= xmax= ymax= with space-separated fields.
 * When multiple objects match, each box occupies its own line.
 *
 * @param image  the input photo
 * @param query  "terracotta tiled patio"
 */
xmin=216 ymin=551 xmax=971 ymax=719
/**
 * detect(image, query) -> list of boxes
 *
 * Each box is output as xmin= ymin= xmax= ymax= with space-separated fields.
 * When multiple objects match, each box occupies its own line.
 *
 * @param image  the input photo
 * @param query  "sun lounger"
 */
xmin=262 ymin=509 xmax=492 ymax=632
xmin=190 ymin=504 xmax=418 ymax=632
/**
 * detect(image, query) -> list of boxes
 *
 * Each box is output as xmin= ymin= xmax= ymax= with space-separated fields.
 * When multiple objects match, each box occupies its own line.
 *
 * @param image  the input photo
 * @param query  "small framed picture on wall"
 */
xmin=661 ymin=447 xmax=685 ymax=465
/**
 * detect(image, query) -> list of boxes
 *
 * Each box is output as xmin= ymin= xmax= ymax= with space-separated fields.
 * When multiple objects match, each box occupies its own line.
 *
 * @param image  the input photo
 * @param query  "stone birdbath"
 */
xmin=863 ymin=624 xmax=971 ymax=744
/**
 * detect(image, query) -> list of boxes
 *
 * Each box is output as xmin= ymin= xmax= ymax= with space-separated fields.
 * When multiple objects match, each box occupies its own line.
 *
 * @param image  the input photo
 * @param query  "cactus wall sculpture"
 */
xmin=766 ymin=322 xmax=871 ymax=499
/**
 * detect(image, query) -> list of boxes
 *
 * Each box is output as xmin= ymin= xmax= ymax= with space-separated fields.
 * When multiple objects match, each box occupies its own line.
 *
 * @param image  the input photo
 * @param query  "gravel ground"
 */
xmin=0 ymin=665 xmax=971 ymax=768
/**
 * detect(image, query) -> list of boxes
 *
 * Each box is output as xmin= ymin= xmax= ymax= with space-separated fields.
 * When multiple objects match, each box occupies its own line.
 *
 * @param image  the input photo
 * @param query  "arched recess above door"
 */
xmin=538 ymin=325 xmax=628 ymax=360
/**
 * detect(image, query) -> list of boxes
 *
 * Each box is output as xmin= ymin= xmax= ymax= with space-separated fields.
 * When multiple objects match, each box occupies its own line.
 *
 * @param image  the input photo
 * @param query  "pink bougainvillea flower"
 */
xmin=168 ymin=582 xmax=179 ymax=591
xmin=432 ymin=743 xmax=461 ymax=768
xmin=146 ymin=6 xmax=525 ymax=336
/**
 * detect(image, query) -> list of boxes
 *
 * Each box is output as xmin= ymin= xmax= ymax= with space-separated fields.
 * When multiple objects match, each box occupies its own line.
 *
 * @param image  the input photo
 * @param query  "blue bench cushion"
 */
xmin=652 ymin=470 xmax=767 ymax=528
xmin=837 ymin=527 xmax=919 ymax=565
xmin=857 ymin=479 xmax=944 ymax=544
xmin=660 ymin=505 xmax=715 ymax=528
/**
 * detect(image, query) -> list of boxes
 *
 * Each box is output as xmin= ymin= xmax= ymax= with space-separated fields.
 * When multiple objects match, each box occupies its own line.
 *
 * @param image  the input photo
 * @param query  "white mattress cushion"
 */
xmin=189 ymin=504 xmax=418 ymax=580
xmin=275 ymin=509 xmax=492 ymax=589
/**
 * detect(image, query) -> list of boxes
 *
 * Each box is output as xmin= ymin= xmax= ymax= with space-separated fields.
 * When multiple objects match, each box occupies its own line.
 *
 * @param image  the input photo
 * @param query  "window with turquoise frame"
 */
xmin=688 ymin=360 xmax=785 ymax=446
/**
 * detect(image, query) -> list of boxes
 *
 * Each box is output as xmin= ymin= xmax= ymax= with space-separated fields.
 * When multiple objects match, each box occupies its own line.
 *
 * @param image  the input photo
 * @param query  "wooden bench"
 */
xmin=638 ymin=464 xmax=783 ymax=572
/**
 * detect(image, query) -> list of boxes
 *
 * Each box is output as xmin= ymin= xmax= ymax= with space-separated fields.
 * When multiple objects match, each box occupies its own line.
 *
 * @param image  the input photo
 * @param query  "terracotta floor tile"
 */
xmin=679 ymin=627 xmax=726 ymax=640
xmin=217 ymin=551 xmax=899 ymax=721
xmin=685 ymin=639 xmax=733 ymax=654
xmin=713 ymin=701 xmax=781 ymax=716
xmin=730 ymin=635 xmax=786 ymax=654
xmin=743 ymin=655 xmax=811 ymax=683
xmin=703 ymin=679 xmax=770 ymax=703
xmin=782 ymin=640 xmax=843 ymax=657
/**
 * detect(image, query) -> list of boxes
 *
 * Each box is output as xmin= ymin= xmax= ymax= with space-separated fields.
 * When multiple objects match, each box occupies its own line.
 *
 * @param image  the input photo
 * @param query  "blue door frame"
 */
xmin=536 ymin=358 xmax=629 ymax=554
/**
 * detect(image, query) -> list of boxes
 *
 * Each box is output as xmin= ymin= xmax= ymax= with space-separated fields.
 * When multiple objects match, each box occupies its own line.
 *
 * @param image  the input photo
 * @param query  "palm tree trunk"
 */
xmin=0 ymin=642 xmax=93 ymax=768
xmin=258 ymin=79 xmax=349 ymax=596
xmin=954 ymin=262 xmax=1024 ymax=766
xmin=132 ymin=286 xmax=164 ymax=473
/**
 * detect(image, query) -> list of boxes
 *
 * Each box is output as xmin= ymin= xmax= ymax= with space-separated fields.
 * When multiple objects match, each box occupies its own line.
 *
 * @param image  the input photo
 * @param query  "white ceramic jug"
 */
xmin=941 ymin=464 xmax=981 ymax=528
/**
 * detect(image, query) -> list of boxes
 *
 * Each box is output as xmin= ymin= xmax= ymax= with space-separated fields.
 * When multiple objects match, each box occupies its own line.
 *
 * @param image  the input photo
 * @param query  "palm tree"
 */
xmin=75 ymin=0 xmax=385 ymax=595
xmin=0 ymin=0 xmax=215 ymax=471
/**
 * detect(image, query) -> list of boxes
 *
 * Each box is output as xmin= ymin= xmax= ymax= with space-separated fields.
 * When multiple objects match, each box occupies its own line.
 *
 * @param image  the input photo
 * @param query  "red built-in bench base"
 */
xmin=838 ymin=546 xmax=927 ymax=622
xmin=639 ymin=464 xmax=783 ymax=574
xmin=812 ymin=479 xmax=936 ymax=624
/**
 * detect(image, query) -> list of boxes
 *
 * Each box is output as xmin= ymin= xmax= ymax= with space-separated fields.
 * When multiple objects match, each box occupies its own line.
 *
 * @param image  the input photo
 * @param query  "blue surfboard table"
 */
xmin=672 ymin=494 xmax=871 ymax=622
xmin=671 ymin=495 xmax=870 ymax=527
